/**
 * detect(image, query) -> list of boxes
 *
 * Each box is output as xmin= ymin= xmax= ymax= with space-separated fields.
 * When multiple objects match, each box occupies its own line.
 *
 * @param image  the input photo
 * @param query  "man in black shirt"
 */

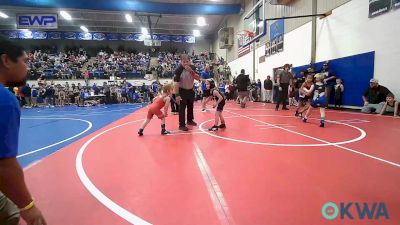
xmin=263 ymin=75 xmax=273 ymax=103
xmin=361 ymin=79 xmax=391 ymax=113
xmin=236 ymin=69 xmax=250 ymax=108
xmin=320 ymin=63 xmax=336 ymax=106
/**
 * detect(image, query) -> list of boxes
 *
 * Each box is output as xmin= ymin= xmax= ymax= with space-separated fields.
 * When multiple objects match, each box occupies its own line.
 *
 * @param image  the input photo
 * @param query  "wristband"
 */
xmin=20 ymin=200 xmax=34 ymax=212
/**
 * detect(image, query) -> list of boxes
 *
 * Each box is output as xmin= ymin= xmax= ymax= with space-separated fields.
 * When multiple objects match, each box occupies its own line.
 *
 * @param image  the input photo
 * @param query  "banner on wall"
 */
xmin=393 ymin=0 xmax=400 ymax=9
xmin=265 ymin=34 xmax=284 ymax=57
xmin=369 ymin=0 xmax=391 ymax=17
xmin=270 ymin=19 xmax=284 ymax=40
xmin=78 ymin=32 xmax=92 ymax=40
xmin=63 ymin=32 xmax=77 ymax=40
xmin=48 ymin=32 xmax=61 ymax=39
xmin=171 ymin=35 xmax=183 ymax=42
xmin=1 ymin=30 xmax=18 ymax=39
xmin=18 ymin=30 xmax=33 ymax=39
xmin=0 ymin=30 xmax=196 ymax=43
xmin=159 ymin=34 xmax=171 ymax=42
xmin=32 ymin=31 xmax=47 ymax=39
xmin=93 ymin=33 xmax=106 ymax=41
xmin=106 ymin=33 xmax=119 ymax=41
xmin=183 ymin=35 xmax=195 ymax=44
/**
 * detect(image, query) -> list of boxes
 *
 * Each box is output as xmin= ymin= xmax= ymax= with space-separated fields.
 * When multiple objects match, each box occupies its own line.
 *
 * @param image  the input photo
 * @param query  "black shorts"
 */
xmin=203 ymin=90 xmax=211 ymax=98
xmin=300 ymin=96 xmax=311 ymax=103
xmin=216 ymin=99 xmax=226 ymax=112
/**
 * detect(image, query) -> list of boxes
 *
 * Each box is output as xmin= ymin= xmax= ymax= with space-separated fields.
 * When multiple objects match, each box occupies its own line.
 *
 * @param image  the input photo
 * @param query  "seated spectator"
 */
xmin=361 ymin=79 xmax=391 ymax=114
xmin=378 ymin=93 xmax=399 ymax=117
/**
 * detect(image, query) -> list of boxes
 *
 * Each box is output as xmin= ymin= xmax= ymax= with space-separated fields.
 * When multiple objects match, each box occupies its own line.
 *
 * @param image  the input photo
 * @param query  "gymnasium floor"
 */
xmin=21 ymin=102 xmax=399 ymax=225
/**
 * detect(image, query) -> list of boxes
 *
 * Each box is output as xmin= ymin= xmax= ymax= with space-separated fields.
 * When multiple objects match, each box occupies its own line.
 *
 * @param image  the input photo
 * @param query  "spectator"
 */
xmin=263 ymin=75 xmax=273 ymax=103
xmin=200 ymin=64 xmax=212 ymax=112
xmin=256 ymin=79 xmax=262 ymax=101
xmin=22 ymin=83 xmax=32 ymax=108
xmin=236 ymin=69 xmax=250 ymax=108
xmin=334 ymin=78 xmax=344 ymax=109
xmin=378 ymin=93 xmax=399 ymax=117
xmin=361 ymin=79 xmax=391 ymax=114
xmin=320 ymin=62 xmax=336 ymax=106
xmin=31 ymin=85 xmax=38 ymax=107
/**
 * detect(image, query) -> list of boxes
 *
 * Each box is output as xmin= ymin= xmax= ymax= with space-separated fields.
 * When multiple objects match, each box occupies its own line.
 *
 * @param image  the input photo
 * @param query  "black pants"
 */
xmin=105 ymin=92 xmax=111 ymax=104
xmin=276 ymin=83 xmax=289 ymax=109
xmin=179 ymin=88 xmax=195 ymax=127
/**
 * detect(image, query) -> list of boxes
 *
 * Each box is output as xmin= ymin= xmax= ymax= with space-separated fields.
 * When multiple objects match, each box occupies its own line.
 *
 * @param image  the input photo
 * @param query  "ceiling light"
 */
xmin=141 ymin=27 xmax=148 ymax=35
xmin=0 ymin=12 xmax=9 ymax=19
xmin=125 ymin=14 xmax=132 ymax=23
xmin=193 ymin=30 xmax=201 ymax=37
xmin=60 ymin=11 xmax=72 ymax=20
xmin=80 ymin=26 xmax=89 ymax=32
xmin=197 ymin=17 xmax=206 ymax=26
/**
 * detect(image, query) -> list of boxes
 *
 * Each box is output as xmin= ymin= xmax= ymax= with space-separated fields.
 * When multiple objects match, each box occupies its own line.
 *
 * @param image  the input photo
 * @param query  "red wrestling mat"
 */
xmin=23 ymin=102 xmax=400 ymax=225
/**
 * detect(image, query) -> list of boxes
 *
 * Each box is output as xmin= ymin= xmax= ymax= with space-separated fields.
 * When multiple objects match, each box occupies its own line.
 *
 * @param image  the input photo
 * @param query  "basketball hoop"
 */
xmin=237 ymin=30 xmax=255 ymax=38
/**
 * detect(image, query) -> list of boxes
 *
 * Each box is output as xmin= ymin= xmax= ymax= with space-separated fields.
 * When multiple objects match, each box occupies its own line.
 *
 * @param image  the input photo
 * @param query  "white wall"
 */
xmin=228 ymin=50 xmax=253 ymax=79
xmin=229 ymin=22 xmax=312 ymax=81
xmin=229 ymin=0 xmax=400 ymax=98
xmin=256 ymin=22 xmax=312 ymax=81
xmin=316 ymin=0 xmax=400 ymax=97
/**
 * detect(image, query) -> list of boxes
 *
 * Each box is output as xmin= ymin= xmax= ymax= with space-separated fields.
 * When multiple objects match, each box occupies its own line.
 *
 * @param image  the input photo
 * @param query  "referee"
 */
xmin=173 ymin=54 xmax=200 ymax=131
xmin=275 ymin=64 xmax=293 ymax=111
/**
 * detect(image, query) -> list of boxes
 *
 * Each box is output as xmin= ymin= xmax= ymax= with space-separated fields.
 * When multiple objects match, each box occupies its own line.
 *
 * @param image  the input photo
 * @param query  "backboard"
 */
xmin=242 ymin=0 xmax=266 ymax=47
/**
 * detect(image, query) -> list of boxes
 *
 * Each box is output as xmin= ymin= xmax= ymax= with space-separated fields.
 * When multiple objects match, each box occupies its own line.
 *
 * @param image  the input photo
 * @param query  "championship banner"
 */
xmin=93 ymin=33 xmax=106 ymax=41
xmin=183 ymin=35 xmax=195 ymax=43
xmin=32 ymin=31 xmax=47 ymax=39
xmin=18 ymin=30 xmax=33 ymax=39
xmin=63 ymin=32 xmax=77 ymax=40
xmin=171 ymin=35 xmax=183 ymax=42
xmin=120 ymin=33 xmax=134 ymax=41
xmin=106 ymin=33 xmax=119 ymax=41
xmin=159 ymin=34 xmax=171 ymax=42
xmin=270 ymin=19 xmax=284 ymax=41
xmin=393 ymin=0 xmax=400 ymax=9
xmin=78 ymin=32 xmax=92 ymax=40
xmin=1 ymin=30 xmax=18 ymax=39
xmin=369 ymin=0 xmax=391 ymax=18
xmin=48 ymin=32 xmax=61 ymax=40
xmin=265 ymin=34 xmax=284 ymax=57
xmin=0 ymin=30 xmax=195 ymax=43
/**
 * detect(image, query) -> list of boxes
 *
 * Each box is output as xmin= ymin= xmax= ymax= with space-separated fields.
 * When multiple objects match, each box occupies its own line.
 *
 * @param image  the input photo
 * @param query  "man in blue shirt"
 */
xmin=200 ymin=64 xmax=212 ymax=112
xmin=0 ymin=37 xmax=47 ymax=225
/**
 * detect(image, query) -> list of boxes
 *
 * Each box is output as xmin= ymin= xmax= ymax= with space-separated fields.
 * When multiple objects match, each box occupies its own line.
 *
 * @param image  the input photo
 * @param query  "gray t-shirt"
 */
xmin=173 ymin=65 xmax=196 ymax=90
xmin=277 ymin=70 xmax=292 ymax=84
